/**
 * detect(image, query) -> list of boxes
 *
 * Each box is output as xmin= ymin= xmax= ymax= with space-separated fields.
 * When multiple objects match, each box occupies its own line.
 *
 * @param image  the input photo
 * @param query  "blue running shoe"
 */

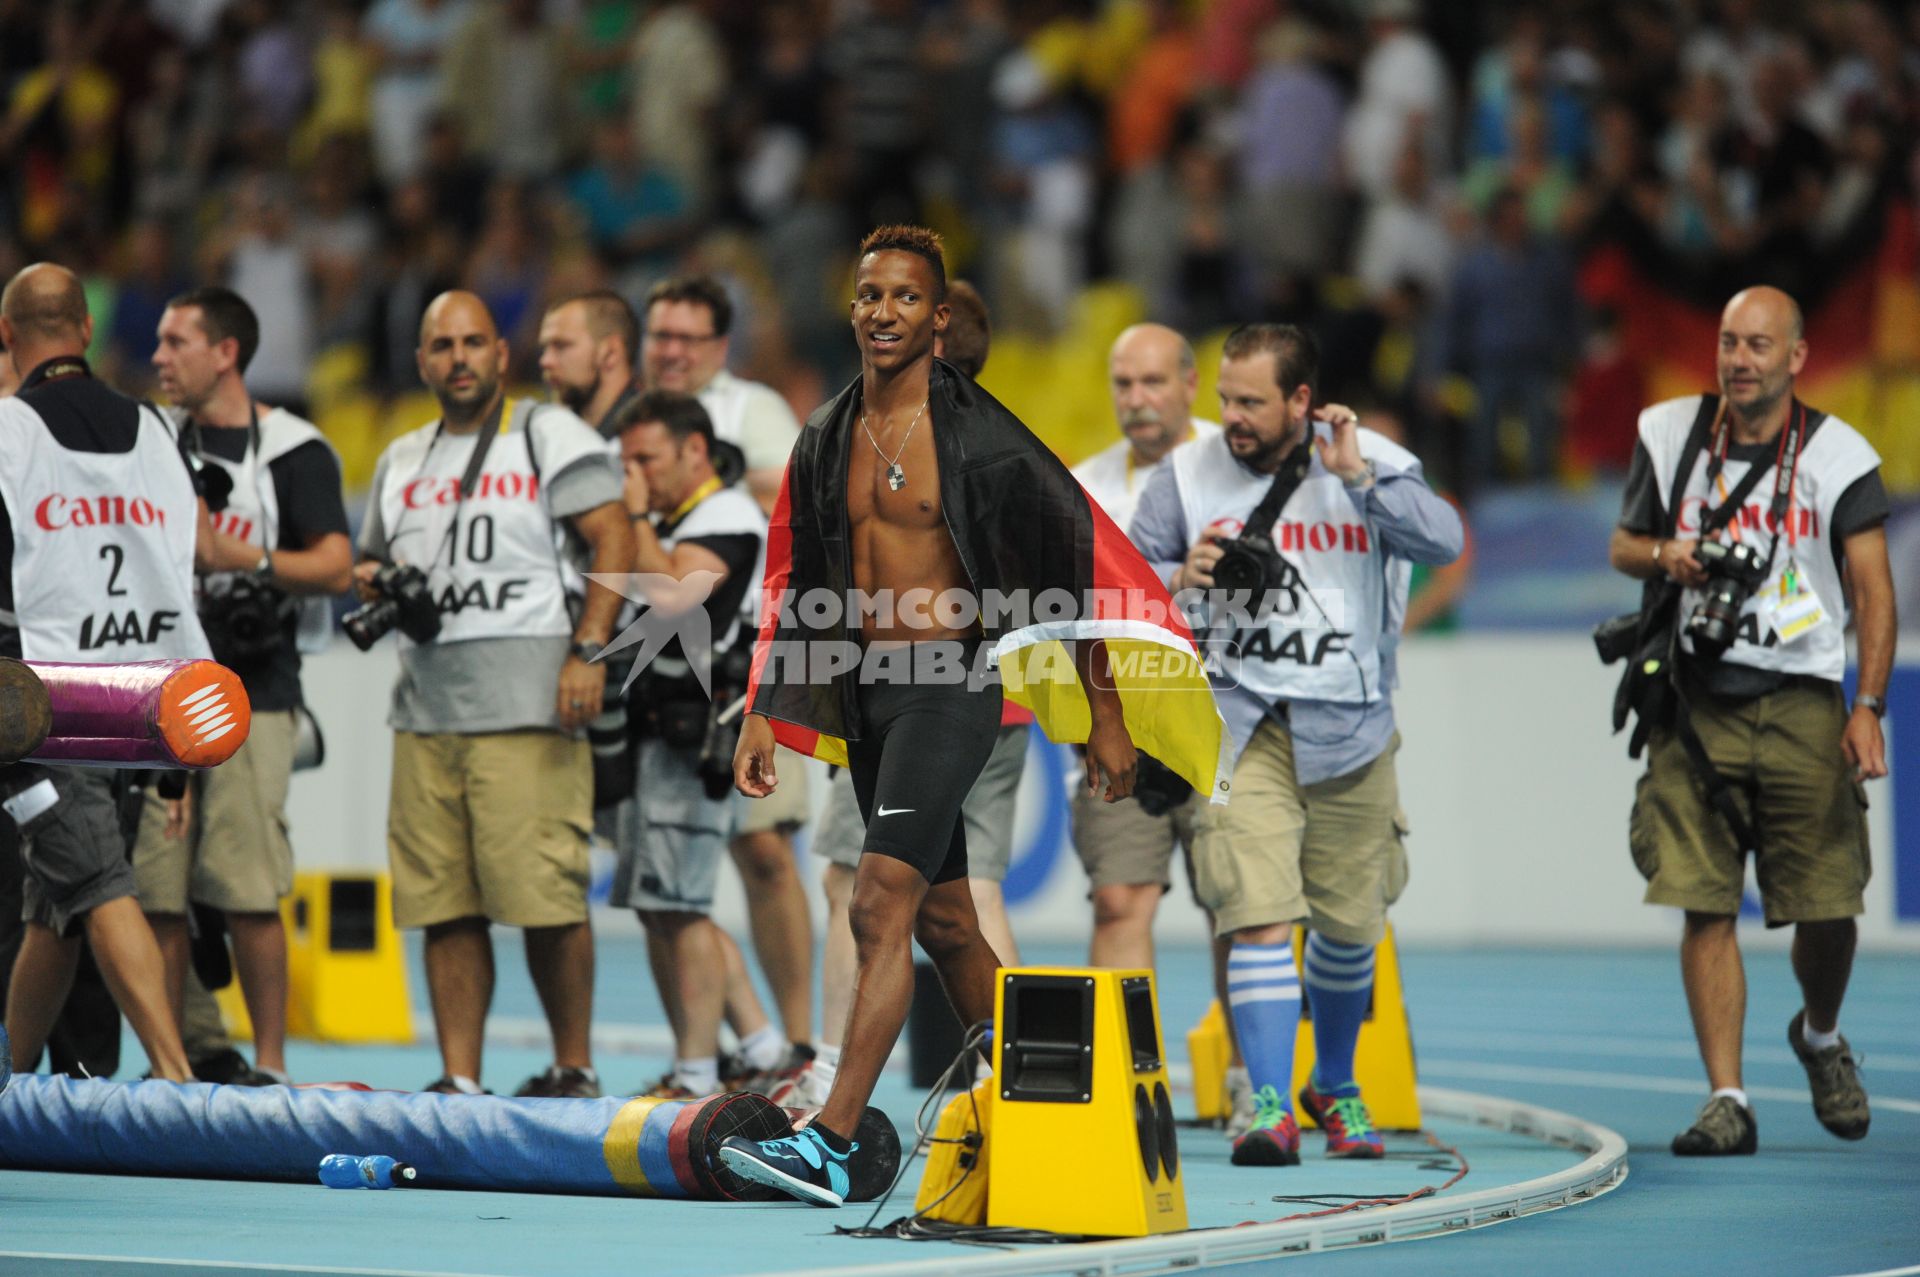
xmin=718 ymin=1126 xmax=857 ymax=1207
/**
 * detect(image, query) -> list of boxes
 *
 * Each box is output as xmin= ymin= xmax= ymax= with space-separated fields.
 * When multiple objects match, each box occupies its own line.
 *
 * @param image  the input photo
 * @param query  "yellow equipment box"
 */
xmin=216 ymin=871 xmax=413 ymax=1045
xmin=986 ymin=968 xmax=1186 ymax=1238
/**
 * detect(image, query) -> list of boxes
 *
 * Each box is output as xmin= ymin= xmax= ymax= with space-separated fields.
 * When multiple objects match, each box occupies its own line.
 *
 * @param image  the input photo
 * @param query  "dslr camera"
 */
xmin=1684 ymin=539 xmax=1768 ymax=660
xmin=199 ymin=572 xmax=293 ymax=667
xmin=1208 ymin=530 xmax=1299 ymax=598
xmin=343 ymin=563 xmax=442 ymax=651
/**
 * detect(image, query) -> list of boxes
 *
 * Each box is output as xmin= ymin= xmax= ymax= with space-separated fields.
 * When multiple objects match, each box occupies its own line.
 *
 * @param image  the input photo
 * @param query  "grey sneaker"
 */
xmin=1224 ymin=1065 xmax=1256 ymax=1140
xmin=1672 ymin=1094 xmax=1757 ymax=1156
xmin=1788 ymin=1011 xmax=1870 ymax=1140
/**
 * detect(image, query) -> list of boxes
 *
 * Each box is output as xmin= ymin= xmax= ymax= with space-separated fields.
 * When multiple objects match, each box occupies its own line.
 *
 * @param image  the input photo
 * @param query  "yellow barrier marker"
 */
xmin=218 ymin=872 xmax=413 ymax=1044
xmin=987 ymin=968 xmax=1186 ymax=1238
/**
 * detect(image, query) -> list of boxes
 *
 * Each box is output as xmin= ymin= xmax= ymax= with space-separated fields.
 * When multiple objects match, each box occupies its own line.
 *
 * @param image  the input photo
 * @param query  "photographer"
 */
xmin=1607 ymin=286 xmax=1894 ymax=1158
xmin=355 ymin=291 xmax=634 ymax=1099
xmin=0 ymin=263 xmax=196 ymax=1082
xmin=143 ymin=286 xmax=353 ymax=1085
xmin=604 ymin=390 xmax=785 ymax=1099
xmin=1131 ymin=323 xmax=1461 ymax=1167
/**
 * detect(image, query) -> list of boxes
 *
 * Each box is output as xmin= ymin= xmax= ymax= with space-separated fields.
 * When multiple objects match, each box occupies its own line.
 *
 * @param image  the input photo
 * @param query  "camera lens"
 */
xmin=342 ymin=599 xmax=399 ymax=652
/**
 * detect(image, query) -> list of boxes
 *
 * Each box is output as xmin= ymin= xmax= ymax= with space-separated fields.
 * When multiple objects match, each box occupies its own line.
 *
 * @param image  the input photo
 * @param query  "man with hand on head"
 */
xmin=1609 ymin=286 xmax=1893 ymax=1157
xmin=356 ymin=291 xmax=634 ymax=1099
xmin=1133 ymin=323 xmax=1462 ymax=1167
xmin=141 ymin=285 xmax=353 ymax=1085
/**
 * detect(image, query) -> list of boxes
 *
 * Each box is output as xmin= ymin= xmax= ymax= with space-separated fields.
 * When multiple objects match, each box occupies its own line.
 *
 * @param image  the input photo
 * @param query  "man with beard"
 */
xmin=356 ymin=291 xmax=634 ymax=1097
xmin=537 ymin=290 xmax=641 ymax=440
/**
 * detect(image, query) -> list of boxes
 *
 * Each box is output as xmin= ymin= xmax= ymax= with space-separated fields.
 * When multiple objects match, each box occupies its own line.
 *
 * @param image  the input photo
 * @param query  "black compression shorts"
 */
xmin=845 ymin=640 xmax=1003 ymax=885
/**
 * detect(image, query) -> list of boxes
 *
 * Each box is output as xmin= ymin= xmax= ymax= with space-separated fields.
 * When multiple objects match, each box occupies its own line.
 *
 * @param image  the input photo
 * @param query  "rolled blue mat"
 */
xmin=0 ymin=1075 xmax=635 ymax=1194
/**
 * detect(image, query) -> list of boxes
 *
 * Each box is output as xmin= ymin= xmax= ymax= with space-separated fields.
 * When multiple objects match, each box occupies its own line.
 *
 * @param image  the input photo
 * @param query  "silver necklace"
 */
xmin=860 ymin=397 xmax=928 ymax=492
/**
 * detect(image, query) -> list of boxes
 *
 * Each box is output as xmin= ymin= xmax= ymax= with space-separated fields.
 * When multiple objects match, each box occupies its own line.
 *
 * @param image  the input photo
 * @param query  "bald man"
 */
xmin=0 ymin=264 xmax=199 ymax=1082
xmin=356 ymin=291 xmax=635 ymax=1098
xmin=1611 ymin=285 xmax=1895 ymax=1157
xmin=1064 ymin=324 xmax=1252 ymax=1122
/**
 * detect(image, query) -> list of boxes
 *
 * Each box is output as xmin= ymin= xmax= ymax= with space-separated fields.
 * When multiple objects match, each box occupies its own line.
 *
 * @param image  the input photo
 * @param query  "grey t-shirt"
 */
xmin=358 ymin=421 xmax=621 ymax=735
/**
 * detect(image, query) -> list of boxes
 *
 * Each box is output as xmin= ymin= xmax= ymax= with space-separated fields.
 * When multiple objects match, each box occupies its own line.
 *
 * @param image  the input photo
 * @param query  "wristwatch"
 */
xmin=254 ymin=549 xmax=273 ymax=578
xmin=570 ymin=639 xmax=605 ymax=663
xmin=1342 ymin=459 xmax=1377 ymax=491
xmin=1854 ymin=694 xmax=1887 ymax=719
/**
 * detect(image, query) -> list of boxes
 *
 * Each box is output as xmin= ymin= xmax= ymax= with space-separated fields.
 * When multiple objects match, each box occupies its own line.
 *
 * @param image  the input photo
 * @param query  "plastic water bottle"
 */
xmin=318 ymin=1154 xmax=417 ymax=1189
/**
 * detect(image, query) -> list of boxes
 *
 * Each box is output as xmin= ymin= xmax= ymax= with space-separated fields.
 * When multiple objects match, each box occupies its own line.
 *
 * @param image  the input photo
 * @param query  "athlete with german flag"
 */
xmin=719 ymin=227 xmax=1230 ymax=1206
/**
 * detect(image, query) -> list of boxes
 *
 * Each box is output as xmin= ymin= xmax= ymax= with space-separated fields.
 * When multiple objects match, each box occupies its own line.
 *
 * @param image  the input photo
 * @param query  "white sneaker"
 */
xmin=768 ymin=1060 xmax=834 ymax=1110
xmin=1224 ymin=1065 xmax=1256 ymax=1140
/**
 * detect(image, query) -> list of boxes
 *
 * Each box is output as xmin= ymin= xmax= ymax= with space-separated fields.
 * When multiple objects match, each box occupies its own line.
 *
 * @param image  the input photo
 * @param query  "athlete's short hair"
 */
xmin=857 ymin=225 xmax=947 ymax=302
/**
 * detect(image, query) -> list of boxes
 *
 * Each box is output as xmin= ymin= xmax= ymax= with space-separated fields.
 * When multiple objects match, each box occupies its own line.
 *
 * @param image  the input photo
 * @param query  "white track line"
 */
xmin=0 ymin=1255 xmax=519 ymax=1277
xmin=1414 ymin=1031 xmax=1920 ymax=1073
xmin=1421 ymin=1059 xmax=1920 ymax=1115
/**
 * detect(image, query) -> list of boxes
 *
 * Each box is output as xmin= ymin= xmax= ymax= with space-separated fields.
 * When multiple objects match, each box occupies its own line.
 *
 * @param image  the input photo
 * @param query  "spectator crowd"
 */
xmin=3 ymin=0 xmax=1916 ymax=500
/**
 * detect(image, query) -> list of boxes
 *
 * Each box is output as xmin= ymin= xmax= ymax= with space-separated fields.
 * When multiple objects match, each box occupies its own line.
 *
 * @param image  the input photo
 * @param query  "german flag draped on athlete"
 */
xmin=744 ymin=358 xmax=1232 ymax=802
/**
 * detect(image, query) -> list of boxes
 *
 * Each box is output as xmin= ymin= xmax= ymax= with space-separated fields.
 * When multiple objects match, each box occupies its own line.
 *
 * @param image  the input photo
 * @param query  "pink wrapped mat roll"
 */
xmin=25 ymin=659 xmax=250 ymax=769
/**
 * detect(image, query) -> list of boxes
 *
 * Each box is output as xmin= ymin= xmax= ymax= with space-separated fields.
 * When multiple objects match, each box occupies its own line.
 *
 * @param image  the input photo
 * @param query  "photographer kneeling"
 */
xmin=605 ymin=391 xmax=783 ymax=1100
xmin=1607 ymin=286 xmax=1894 ymax=1158
xmin=1133 ymin=324 xmax=1462 ymax=1168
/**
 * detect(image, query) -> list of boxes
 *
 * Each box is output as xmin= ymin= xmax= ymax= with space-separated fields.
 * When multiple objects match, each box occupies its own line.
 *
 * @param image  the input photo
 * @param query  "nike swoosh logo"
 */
xmin=875 ymin=805 xmax=915 ymax=817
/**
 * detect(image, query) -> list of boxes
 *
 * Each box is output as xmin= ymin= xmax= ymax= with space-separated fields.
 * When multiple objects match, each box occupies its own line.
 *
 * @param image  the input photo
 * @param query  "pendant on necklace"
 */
xmin=887 ymin=463 xmax=906 ymax=492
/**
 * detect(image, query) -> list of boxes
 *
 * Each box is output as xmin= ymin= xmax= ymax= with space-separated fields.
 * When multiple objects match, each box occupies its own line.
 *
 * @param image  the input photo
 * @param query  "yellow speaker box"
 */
xmin=1183 ymin=925 xmax=1421 ymax=1130
xmin=986 ymin=968 xmax=1187 ymax=1238
xmin=215 ymin=871 xmax=413 ymax=1044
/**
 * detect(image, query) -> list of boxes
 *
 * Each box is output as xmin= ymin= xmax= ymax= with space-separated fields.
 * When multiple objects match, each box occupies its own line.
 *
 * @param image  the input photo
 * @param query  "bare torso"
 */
xmin=847 ymin=403 xmax=977 ymax=644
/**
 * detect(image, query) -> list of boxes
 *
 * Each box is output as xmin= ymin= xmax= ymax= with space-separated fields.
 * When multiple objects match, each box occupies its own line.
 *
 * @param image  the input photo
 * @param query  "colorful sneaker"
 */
xmin=1230 ymin=1085 xmax=1301 ymax=1166
xmin=514 ymin=1065 xmax=602 ymax=1099
xmin=1672 ymin=1094 xmax=1757 ymax=1156
xmin=1787 ymin=1011 xmax=1870 ymax=1140
xmin=1224 ymin=1065 xmax=1256 ymax=1140
xmin=1298 ymin=1078 xmax=1385 ymax=1159
xmin=718 ymin=1125 xmax=857 ymax=1207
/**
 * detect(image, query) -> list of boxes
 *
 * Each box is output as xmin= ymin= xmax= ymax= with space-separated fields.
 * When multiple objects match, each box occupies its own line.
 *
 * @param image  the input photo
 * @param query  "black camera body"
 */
xmin=199 ymin=571 xmax=293 ymax=667
xmin=343 ymin=563 xmax=442 ymax=651
xmin=1685 ymin=539 xmax=1769 ymax=660
xmin=1131 ymin=753 xmax=1193 ymax=817
xmin=1209 ymin=532 xmax=1297 ymax=597
xmin=634 ymin=642 xmax=754 ymax=801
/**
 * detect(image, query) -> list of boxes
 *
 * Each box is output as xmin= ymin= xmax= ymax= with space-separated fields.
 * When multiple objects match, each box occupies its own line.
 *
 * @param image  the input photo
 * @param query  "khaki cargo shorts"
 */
xmin=1192 ymin=725 xmax=1408 ymax=945
xmin=387 ymin=729 xmax=591 ymax=929
xmin=1071 ymin=775 xmax=1202 ymax=893
xmin=134 ymin=708 xmax=298 ymax=915
xmin=1631 ymin=676 xmax=1870 ymax=925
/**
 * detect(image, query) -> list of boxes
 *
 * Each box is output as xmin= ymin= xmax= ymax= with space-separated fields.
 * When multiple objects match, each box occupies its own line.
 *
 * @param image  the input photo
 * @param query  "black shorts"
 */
xmin=845 ymin=641 xmax=1003 ymax=885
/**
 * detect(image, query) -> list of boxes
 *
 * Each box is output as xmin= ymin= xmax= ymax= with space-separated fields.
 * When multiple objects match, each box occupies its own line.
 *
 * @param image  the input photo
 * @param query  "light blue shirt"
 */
xmin=1129 ymin=439 xmax=1462 ymax=784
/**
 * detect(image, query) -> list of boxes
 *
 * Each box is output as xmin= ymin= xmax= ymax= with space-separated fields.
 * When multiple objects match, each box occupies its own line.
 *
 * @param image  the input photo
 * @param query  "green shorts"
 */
xmin=1630 ymin=675 xmax=1870 ymax=925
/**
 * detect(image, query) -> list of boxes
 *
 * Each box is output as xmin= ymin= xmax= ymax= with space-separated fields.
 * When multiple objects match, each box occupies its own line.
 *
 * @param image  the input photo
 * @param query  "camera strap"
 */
xmin=1657 ymin=399 xmax=1807 ymax=856
xmin=1245 ymin=436 xmax=1315 ymax=536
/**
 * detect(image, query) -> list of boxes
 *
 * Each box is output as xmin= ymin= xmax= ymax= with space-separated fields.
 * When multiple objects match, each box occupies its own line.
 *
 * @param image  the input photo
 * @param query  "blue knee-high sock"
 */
xmin=1226 ymin=942 xmax=1302 ymax=1109
xmin=1303 ymin=933 xmax=1375 ymax=1094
